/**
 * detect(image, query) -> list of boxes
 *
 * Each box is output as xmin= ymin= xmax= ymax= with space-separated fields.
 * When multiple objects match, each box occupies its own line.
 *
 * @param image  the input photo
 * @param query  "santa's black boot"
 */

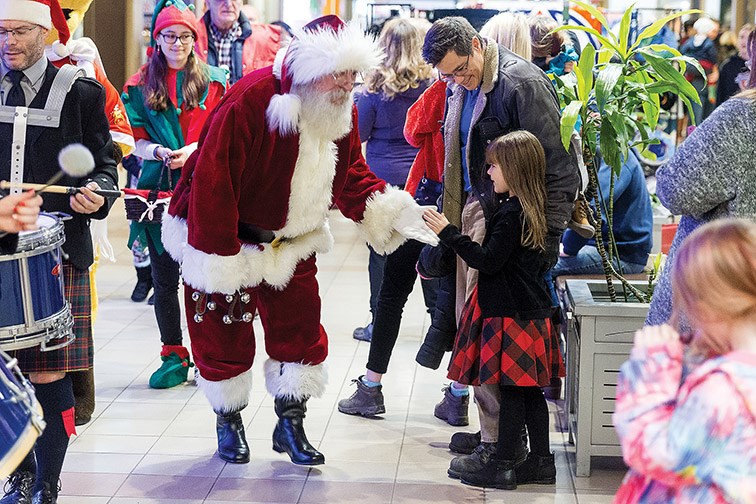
xmin=215 ymin=409 xmax=250 ymax=464
xmin=272 ymin=396 xmax=325 ymax=466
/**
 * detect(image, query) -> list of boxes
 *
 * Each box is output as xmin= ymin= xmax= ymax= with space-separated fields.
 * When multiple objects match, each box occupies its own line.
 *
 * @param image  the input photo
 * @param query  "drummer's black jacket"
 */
xmin=0 ymin=61 xmax=118 ymax=271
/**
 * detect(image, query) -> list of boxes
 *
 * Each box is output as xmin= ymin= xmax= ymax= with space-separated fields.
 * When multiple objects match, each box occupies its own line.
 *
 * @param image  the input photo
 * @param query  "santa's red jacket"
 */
xmin=163 ymin=66 xmax=415 ymax=295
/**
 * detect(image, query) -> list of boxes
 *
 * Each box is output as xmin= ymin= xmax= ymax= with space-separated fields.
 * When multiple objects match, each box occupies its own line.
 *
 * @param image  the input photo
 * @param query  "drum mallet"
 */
xmin=1 ymin=143 xmax=119 ymax=197
xmin=0 ymin=181 xmax=122 ymax=198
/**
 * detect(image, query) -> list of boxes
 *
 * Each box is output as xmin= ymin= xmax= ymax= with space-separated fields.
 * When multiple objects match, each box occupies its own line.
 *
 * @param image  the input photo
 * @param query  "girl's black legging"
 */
xmin=498 ymin=385 xmax=550 ymax=461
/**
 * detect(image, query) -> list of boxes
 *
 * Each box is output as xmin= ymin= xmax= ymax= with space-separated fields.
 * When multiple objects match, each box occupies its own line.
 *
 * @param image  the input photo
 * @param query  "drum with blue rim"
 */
xmin=0 ymin=213 xmax=74 ymax=352
xmin=0 ymin=349 xmax=45 ymax=479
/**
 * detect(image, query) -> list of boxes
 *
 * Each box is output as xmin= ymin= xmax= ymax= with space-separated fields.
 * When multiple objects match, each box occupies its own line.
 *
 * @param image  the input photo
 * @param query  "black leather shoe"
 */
xmin=515 ymin=452 xmax=557 ymax=485
xmin=0 ymin=471 xmax=34 ymax=504
xmin=448 ymin=431 xmax=481 ymax=455
xmin=216 ymin=410 xmax=250 ymax=464
xmin=460 ymin=458 xmax=517 ymax=490
xmin=272 ymin=396 xmax=325 ymax=466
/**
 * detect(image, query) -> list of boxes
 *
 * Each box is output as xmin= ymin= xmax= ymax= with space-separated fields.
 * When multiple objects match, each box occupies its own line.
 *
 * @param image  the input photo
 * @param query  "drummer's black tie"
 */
xmin=5 ymin=70 xmax=26 ymax=107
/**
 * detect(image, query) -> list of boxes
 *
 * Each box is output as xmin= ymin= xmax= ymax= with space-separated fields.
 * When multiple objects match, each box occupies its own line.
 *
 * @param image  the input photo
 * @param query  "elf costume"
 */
xmin=121 ymin=0 xmax=226 ymax=390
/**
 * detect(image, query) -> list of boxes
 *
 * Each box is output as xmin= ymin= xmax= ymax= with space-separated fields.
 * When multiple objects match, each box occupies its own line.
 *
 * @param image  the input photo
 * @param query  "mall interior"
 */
xmin=0 ymin=0 xmax=756 ymax=504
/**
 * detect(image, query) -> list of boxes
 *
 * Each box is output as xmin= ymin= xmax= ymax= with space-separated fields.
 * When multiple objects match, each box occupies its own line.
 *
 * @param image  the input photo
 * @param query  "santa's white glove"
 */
xmin=394 ymin=205 xmax=439 ymax=246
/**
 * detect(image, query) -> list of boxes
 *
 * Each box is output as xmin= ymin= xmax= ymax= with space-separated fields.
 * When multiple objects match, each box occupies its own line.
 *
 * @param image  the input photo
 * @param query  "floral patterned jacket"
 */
xmin=613 ymin=341 xmax=756 ymax=503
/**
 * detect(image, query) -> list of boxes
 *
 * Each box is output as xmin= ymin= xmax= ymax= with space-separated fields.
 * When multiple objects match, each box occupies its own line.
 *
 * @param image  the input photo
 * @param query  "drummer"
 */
xmin=0 ymin=0 xmax=118 ymax=502
xmin=0 ymin=190 xmax=43 ymax=254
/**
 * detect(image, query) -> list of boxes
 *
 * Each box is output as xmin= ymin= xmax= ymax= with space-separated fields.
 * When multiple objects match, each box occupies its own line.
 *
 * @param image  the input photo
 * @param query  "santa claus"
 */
xmin=162 ymin=14 xmax=437 ymax=466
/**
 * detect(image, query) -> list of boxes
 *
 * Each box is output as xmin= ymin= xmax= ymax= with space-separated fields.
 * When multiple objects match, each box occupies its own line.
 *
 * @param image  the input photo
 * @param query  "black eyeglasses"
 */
xmin=159 ymin=32 xmax=195 ymax=45
xmin=438 ymin=54 xmax=470 ymax=81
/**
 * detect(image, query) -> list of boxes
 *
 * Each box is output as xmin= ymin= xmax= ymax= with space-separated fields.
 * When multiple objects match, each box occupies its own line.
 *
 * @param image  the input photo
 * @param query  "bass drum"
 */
xmin=0 ymin=349 xmax=45 ymax=479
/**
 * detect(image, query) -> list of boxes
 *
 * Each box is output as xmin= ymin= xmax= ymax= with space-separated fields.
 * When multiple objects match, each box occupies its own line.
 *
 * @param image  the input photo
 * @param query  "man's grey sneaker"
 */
xmin=352 ymin=323 xmax=373 ymax=342
xmin=337 ymin=376 xmax=386 ymax=416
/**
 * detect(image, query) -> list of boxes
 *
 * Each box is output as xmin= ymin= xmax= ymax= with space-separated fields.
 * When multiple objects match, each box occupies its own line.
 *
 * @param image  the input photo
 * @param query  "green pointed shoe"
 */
xmin=149 ymin=345 xmax=193 ymax=389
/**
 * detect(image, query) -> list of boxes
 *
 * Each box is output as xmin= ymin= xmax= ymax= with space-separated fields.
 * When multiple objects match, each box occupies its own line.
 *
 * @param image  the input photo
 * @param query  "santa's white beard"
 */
xmin=296 ymin=86 xmax=354 ymax=141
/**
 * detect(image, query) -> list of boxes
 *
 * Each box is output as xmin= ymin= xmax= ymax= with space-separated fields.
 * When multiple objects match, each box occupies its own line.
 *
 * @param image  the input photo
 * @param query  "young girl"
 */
xmin=424 ymin=130 xmax=564 ymax=490
xmin=122 ymin=0 xmax=226 ymax=389
xmin=613 ymin=218 xmax=756 ymax=504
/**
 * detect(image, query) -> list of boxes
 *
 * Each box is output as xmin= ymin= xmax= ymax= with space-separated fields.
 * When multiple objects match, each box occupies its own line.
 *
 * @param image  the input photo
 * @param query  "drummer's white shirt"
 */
xmin=0 ymin=55 xmax=47 ymax=106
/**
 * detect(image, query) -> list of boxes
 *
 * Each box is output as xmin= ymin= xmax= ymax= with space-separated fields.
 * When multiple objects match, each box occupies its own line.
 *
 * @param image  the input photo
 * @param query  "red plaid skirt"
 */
xmin=12 ymin=263 xmax=93 ymax=373
xmin=448 ymin=286 xmax=565 ymax=387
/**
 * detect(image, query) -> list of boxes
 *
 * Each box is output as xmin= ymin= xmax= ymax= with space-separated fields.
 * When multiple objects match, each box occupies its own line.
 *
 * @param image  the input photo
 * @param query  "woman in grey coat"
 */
xmin=646 ymin=85 xmax=756 ymax=326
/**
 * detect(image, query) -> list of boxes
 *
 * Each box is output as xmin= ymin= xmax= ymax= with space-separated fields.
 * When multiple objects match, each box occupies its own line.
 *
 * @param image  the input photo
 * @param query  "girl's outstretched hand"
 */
xmin=423 ymin=208 xmax=450 ymax=235
xmin=633 ymin=324 xmax=682 ymax=350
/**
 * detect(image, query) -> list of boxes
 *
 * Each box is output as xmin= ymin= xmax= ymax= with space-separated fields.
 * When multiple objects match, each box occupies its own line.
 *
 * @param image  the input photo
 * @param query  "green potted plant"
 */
xmin=549 ymin=3 xmax=703 ymax=476
xmin=553 ymin=1 xmax=703 ymax=302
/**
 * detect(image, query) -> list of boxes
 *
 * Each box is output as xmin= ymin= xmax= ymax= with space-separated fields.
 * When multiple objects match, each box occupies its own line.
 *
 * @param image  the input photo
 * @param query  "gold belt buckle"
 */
xmin=270 ymin=234 xmax=285 ymax=249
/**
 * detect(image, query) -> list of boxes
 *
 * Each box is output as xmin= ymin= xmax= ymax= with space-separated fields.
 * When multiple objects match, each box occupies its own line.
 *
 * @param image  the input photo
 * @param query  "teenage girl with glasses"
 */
xmin=121 ymin=0 xmax=226 ymax=390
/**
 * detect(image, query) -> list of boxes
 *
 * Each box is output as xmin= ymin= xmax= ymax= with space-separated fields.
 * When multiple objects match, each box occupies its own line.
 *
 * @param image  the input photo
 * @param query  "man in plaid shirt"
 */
xmin=195 ymin=0 xmax=284 ymax=85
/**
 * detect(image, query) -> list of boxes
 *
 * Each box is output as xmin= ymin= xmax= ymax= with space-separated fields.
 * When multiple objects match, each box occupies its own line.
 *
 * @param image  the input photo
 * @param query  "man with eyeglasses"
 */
xmin=0 ymin=0 xmax=118 ymax=502
xmin=161 ymin=14 xmax=438 ymax=468
xmin=195 ymin=0 xmax=284 ymax=85
xmin=420 ymin=16 xmax=579 ymax=487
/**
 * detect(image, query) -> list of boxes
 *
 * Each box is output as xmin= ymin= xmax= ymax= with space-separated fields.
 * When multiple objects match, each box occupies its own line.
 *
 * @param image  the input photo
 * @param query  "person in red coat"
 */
xmin=404 ymin=78 xmax=446 ymax=197
xmin=162 ymin=14 xmax=438 ymax=467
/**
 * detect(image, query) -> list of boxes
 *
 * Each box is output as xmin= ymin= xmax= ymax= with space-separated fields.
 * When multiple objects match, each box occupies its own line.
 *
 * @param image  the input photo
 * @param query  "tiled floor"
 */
xmin=15 ymin=201 xmax=626 ymax=502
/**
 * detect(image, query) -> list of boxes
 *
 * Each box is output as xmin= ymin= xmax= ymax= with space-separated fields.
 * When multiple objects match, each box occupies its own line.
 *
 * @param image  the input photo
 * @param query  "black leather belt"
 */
xmin=238 ymin=222 xmax=288 ymax=248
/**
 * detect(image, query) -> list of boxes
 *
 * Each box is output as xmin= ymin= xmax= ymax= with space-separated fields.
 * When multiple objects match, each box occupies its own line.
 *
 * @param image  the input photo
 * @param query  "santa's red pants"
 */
xmin=185 ymin=255 xmax=328 ymax=382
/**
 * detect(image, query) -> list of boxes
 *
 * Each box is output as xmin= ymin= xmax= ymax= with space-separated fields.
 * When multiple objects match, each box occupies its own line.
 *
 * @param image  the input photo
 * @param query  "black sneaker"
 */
xmin=337 ymin=376 xmax=385 ymax=416
xmin=1 ymin=471 xmax=34 ymax=504
xmin=449 ymin=431 xmax=481 ymax=455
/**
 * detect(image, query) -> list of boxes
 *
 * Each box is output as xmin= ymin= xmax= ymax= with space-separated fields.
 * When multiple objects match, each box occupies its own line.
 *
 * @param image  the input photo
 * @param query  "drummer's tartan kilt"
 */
xmin=13 ymin=262 xmax=93 ymax=373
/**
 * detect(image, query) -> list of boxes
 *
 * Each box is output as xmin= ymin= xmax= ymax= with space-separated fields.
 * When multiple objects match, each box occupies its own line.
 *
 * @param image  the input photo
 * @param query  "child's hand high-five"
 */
xmin=423 ymin=208 xmax=450 ymax=235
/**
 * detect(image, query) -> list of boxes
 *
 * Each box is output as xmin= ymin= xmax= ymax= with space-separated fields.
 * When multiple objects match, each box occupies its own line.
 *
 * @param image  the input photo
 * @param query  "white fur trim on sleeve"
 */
xmin=197 ymin=368 xmax=254 ymax=414
xmin=266 ymin=93 xmax=301 ymax=135
xmin=161 ymin=213 xmax=188 ymax=264
xmin=357 ymin=185 xmax=415 ymax=255
xmin=264 ymin=359 xmax=327 ymax=400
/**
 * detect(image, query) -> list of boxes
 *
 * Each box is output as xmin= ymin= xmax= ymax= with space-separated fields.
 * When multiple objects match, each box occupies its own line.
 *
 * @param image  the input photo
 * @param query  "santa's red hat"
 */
xmin=0 ymin=0 xmax=70 ymax=46
xmin=267 ymin=15 xmax=383 ymax=135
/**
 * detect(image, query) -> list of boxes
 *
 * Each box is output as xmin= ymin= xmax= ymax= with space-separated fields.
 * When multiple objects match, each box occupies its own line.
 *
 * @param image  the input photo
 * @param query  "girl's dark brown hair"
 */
xmin=485 ymin=130 xmax=548 ymax=250
xmin=142 ymin=45 xmax=210 ymax=112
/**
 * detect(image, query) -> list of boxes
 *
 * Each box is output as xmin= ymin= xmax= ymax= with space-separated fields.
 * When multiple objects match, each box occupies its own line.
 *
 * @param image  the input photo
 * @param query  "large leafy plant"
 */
xmin=553 ymin=2 xmax=703 ymax=302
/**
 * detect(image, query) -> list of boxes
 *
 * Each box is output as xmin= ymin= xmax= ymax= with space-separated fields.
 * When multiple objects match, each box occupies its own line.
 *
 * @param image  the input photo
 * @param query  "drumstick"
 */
xmin=0 ymin=181 xmax=123 ymax=198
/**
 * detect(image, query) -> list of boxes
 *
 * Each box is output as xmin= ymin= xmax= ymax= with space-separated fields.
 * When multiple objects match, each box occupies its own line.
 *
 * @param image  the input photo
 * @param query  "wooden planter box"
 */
xmin=558 ymin=278 xmax=650 ymax=476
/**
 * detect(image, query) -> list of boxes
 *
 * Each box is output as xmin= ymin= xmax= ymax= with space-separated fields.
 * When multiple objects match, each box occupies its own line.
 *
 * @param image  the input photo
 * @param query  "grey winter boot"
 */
xmin=337 ymin=376 xmax=386 ymax=416
xmin=434 ymin=385 xmax=469 ymax=426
